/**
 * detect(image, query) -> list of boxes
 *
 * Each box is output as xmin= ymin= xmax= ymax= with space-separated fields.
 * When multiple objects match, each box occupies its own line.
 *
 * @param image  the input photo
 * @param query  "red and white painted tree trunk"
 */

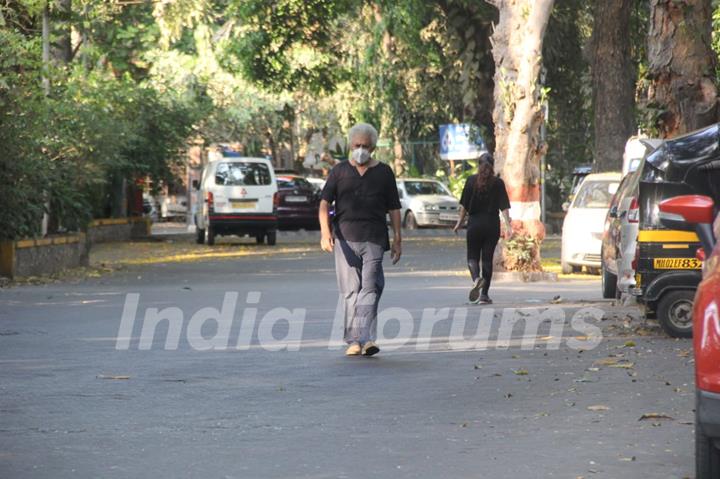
xmin=487 ymin=0 xmax=554 ymax=271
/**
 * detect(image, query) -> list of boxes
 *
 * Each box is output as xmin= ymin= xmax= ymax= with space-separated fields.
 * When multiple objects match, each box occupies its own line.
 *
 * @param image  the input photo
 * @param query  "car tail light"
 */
xmin=696 ymin=247 xmax=706 ymax=262
xmin=631 ymin=244 xmax=640 ymax=271
xmin=627 ymin=197 xmax=639 ymax=223
xmin=273 ymin=192 xmax=280 ymax=207
xmin=206 ymin=191 xmax=214 ymax=212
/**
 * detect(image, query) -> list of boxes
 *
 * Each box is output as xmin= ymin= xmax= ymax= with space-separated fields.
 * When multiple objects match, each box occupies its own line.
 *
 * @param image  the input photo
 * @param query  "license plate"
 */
xmin=439 ymin=213 xmax=459 ymax=221
xmin=285 ymin=195 xmax=307 ymax=203
xmin=653 ymin=258 xmax=702 ymax=269
xmin=230 ymin=200 xmax=256 ymax=210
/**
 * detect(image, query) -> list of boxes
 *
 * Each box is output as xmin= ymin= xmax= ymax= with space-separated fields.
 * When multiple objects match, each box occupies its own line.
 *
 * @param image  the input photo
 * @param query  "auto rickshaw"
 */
xmin=631 ymin=123 xmax=720 ymax=338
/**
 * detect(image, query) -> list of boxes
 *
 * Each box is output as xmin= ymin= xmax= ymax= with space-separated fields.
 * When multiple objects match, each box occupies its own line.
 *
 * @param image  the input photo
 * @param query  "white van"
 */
xmin=194 ymin=156 xmax=278 ymax=245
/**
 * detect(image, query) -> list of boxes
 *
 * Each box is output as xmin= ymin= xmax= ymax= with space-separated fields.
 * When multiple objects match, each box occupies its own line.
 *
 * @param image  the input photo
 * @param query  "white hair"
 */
xmin=348 ymin=123 xmax=379 ymax=148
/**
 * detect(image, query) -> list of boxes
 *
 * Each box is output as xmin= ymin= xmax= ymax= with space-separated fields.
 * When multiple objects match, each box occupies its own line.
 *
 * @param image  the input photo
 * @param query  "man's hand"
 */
xmin=391 ymin=240 xmax=402 ymax=264
xmin=453 ymin=222 xmax=461 ymax=234
xmin=321 ymin=233 xmax=334 ymax=253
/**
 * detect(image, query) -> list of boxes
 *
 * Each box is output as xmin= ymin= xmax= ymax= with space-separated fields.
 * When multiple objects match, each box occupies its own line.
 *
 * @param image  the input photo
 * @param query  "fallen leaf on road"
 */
xmin=609 ymin=362 xmax=635 ymax=369
xmin=624 ymin=341 xmax=636 ymax=348
xmin=587 ymin=405 xmax=610 ymax=412
xmin=639 ymin=413 xmax=674 ymax=421
xmin=594 ymin=358 xmax=619 ymax=366
xmin=96 ymin=375 xmax=130 ymax=380
xmin=473 ymin=363 xmax=482 ymax=370
xmin=574 ymin=377 xmax=597 ymax=383
xmin=513 ymin=369 xmax=529 ymax=376
xmin=550 ymin=295 xmax=563 ymax=304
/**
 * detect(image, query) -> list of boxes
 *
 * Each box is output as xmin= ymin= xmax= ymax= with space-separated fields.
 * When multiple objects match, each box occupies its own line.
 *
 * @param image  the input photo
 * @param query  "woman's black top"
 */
xmin=459 ymin=175 xmax=511 ymax=216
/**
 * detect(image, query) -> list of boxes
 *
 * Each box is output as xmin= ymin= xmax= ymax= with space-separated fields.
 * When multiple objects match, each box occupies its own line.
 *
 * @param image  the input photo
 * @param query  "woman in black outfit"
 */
xmin=453 ymin=154 xmax=512 ymax=304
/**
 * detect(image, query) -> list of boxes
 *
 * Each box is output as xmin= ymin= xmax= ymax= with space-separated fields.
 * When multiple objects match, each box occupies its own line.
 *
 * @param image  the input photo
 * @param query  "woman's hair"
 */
xmin=475 ymin=154 xmax=496 ymax=192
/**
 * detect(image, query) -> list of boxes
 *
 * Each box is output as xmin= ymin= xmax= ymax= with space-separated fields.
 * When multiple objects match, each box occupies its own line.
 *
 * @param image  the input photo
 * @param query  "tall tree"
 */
xmin=590 ymin=0 xmax=635 ymax=172
xmin=647 ymin=0 xmax=718 ymax=138
xmin=486 ymin=0 xmax=555 ymax=271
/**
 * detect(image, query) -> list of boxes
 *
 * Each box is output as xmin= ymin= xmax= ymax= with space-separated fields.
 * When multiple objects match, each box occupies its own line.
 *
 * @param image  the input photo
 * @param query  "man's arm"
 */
xmin=319 ymin=200 xmax=334 ymax=252
xmin=389 ymin=209 xmax=402 ymax=264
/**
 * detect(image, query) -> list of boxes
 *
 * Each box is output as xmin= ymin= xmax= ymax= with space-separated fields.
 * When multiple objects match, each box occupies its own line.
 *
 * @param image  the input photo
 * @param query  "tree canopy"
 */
xmin=2 ymin=0 xmax=720 ymax=240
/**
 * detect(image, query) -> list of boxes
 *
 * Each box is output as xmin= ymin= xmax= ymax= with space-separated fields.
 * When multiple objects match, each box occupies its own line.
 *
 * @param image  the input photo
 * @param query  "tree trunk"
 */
xmin=590 ymin=0 xmax=635 ymax=172
xmin=488 ymin=0 xmax=555 ymax=271
xmin=52 ymin=0 xmax=72 ymax=64
xmin=647 ymin=0 xmax=718 ymax=138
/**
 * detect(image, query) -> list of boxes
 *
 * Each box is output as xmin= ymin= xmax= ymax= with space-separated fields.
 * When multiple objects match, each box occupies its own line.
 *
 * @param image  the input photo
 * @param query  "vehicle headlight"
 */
xmin=423 ymin=205 xmax=439 ymax=212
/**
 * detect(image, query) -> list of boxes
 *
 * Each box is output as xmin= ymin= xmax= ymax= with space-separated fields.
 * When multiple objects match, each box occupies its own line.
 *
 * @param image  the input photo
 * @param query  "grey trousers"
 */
xmin=334 ymin=238 xmax=385 ymax=344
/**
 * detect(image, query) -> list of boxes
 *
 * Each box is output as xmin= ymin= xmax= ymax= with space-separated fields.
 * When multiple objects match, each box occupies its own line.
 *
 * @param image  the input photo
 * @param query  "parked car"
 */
xmin=631 ymin=124 xmax=720 ymax=337
xmin=194 ymin=156 xmax=278 ymax=246
xmin=159 ymin=194 xmax=187 ymax=221
xmin=276 ymin=175 xmax=320 ymax=230
xmin=562 ymin=165 xmax=592 ymax=211
xmin=657 ymin=194 xmax=720 ymax=478
xmin=396 ymin=178 xmax=460 ymax=229
xmin=601 ymin=139 xmax=663 ymax=299
xmin=622 ymin=137 xmax=663 ymax=176
xmin=305 ymin=177 xmax=326 ymax=194
xmin=561 ymin=172 xmax=622 ymax=274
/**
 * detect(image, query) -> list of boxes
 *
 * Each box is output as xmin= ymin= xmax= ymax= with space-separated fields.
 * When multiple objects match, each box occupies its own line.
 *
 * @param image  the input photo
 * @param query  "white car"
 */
xmin=396 ymin=179 xmax=461 ymax=229
xmin=159 ymin=194 xmax=187 ymax=221
xmin=194 ymin=156 xmax=278 ymax=245
xmin=561 ymin=172 xmax=622 ymax=274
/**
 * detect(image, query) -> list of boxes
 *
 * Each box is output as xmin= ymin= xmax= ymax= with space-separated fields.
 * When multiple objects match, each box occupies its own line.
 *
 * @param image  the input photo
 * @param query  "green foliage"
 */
xmin=223 ymin=0 xmax=357 ymax=94
xmin=503 ymin=235 xmax=541 ymax=272
xmin=446 ymin=162 xmax=476 ymax=199
xmin=0 ymin=1 xmax=200 ymax=240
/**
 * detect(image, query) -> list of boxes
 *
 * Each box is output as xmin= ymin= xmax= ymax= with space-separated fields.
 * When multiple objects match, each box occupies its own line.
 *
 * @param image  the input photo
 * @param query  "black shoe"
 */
xmin=478 ymin=294 xmax=492 ymax=304
xmin=469 ymin=278 xmax=485 ymax=303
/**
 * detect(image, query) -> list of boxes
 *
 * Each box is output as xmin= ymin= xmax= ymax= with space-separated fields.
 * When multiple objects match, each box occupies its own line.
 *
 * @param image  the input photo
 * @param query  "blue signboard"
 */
xmin=439 ymin=124 xmax=487 ymax=160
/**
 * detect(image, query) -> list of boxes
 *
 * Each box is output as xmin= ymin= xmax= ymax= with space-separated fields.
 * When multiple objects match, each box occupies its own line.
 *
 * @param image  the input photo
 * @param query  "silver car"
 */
xmin=396 ymin=179 xmax=460 ymax=229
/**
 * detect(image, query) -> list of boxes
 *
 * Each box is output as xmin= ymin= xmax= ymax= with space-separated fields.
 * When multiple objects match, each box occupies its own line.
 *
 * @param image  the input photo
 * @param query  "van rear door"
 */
xmin=210 ymin=160 xmax=277 ymax=214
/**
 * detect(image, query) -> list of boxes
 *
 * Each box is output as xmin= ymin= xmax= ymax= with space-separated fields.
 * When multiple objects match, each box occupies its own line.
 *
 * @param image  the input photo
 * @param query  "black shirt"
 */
xmin=321 ymin=161 xmax=401 ymax=250
xmin=460 ymin=175 xmax=511 ymax=215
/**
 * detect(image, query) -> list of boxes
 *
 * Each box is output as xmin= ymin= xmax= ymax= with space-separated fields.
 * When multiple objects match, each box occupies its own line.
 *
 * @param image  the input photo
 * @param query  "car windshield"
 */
xmin=278 ymin=177 xmax=312 ymax=189
xmin=572 ymin=181 xmax=619 ymax=209
xmin=215 ymin=162 xmax=271 ymax=186
xmin=404 ymin=181 xmax=450 ymax=196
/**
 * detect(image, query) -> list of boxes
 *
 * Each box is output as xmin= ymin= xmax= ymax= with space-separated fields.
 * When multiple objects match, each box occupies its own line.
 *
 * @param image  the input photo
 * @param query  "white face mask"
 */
xmin=351 ymin=147 xmax=371 ymax=165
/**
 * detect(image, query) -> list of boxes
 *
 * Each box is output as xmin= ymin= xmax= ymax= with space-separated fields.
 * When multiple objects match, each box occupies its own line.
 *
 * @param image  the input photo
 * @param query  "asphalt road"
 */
xmin=0 ymin=232 xmax=695 ymax=478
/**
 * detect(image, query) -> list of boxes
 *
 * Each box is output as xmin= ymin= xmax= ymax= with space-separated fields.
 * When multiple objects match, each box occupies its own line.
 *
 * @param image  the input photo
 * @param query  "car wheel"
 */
xmin=561 ymin=261 xmax=573 ymax=275
xmin=256 ymin=233 xmax=265 ymax=245
xmin=196 ymin=227 xmax=205 ymax=245
xmin=404 ymin=211 xmax=418 ymax=230
xmin=657 ymin=290 xmax=694 ymax=338
xmin=601 ymin=264 xmax=617 ymax=299
xmin=205 ymin=224 xmax=215 ymax=246
xmin=697 ymin=417 xmax=720 ymax=479
xmin=266 ymin=230 xmax=277 ymax=246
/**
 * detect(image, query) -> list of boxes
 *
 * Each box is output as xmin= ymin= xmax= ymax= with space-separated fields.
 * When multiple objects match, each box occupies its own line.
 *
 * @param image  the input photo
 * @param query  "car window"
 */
xmin=215 ymin=162 xmax=271 ymax=186
xmin=278 ymin=177 xmax=313 ymax=189
xmin=404 ymin=181 xmax=450 ymax=196
xmin=572 ymin=181 xmax=619 ymax=209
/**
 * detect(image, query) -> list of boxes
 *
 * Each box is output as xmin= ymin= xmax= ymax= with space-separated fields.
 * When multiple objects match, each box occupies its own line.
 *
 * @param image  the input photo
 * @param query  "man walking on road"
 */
xmin=319 ymin=123 xmax=402 ymax=357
